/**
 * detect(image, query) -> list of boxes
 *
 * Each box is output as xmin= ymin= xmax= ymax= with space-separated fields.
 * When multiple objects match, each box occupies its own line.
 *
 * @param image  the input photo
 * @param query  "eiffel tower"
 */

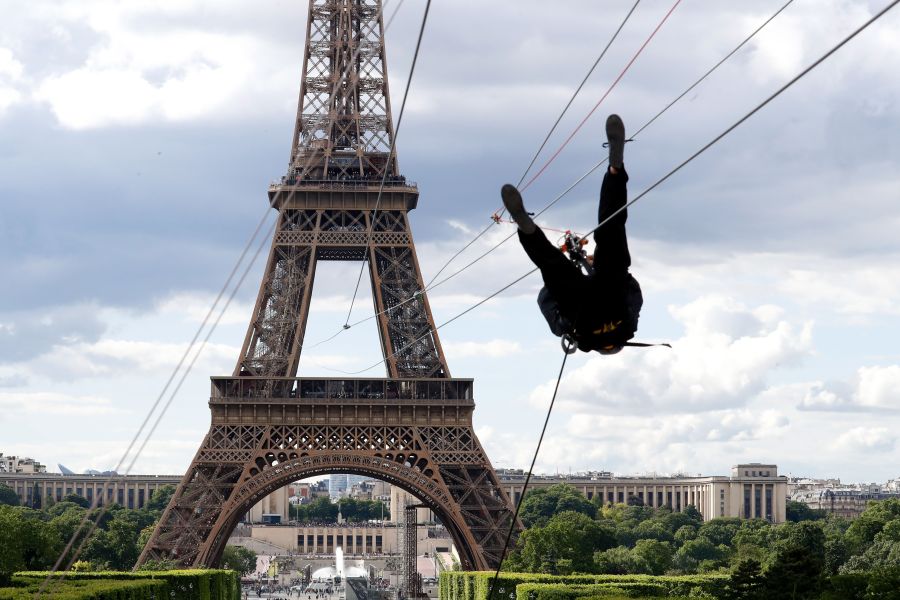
xmin=138 ymin=0 xmax=517 ymax=570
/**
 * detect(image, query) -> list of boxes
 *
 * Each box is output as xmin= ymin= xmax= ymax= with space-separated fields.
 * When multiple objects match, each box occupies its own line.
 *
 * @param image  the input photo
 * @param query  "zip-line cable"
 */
xmin=37 ymin=210 xmax=275 ymax=594
xmin=408 ymin=0 xmax=800 ymax=301
xmin=310 ymin=0 xmax=899 ymax=376
xmin=343 ymin=0 xmax=433 ymax=327
xmin=57 ymin=219 xmax=275 ymax=576
xmin=487 ymin=350 xmax=570 ymax=600
xmin=423 ymin=0 xmax=641 ymax=294
xmin=515 ymin=0 xmax=641 ymax=188
xmin=518 ymin=0 xmax=684 ymax=193
xmin=580 ymin=0 xmax=900 ymax=242
xmin=315 ymin=0 xmax=799 ymax=344
xmin=305 ymin=0 xmax=669 ymax=349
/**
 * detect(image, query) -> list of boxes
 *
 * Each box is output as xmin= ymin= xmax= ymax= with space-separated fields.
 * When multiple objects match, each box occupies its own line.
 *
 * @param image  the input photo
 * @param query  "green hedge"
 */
xmin=439 ymin=572 xmax=727 ymax=600
xmin=0 ymin=576 xmax=165 ymax=599
xmin=12 ymin=570 xmax=239 ymax=600
xmin=516 ymin=582 xmax=671 ymax=599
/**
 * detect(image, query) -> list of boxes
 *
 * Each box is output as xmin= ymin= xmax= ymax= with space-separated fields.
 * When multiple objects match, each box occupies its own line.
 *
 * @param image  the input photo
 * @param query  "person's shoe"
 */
xmin=501 ymin=184 xmax=536 ymax=234
xmin=606 ymin=114 xmax=625 ymax=169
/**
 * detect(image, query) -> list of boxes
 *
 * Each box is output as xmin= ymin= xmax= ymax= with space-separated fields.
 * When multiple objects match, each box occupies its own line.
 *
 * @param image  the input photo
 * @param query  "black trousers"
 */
xmin=518 ymin=167 xmax=630 ymax=331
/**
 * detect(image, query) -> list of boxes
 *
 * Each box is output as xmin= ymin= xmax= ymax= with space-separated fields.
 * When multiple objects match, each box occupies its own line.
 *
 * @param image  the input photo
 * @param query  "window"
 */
xmin=138 ymin=489 xmax=145 ymax=508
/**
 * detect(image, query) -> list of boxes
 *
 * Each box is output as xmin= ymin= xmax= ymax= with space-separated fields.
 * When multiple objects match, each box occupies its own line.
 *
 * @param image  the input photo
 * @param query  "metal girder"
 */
xmin=137 ymin=0 xmax=518 ymax=573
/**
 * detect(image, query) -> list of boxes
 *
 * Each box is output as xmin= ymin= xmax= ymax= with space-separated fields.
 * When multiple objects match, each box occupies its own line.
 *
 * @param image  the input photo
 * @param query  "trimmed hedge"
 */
xmin=12 ymin=570 xmax=239 ymax=600
xmin=516 ymin=582 xmax=671 ymax=599
xmin=0 ymin=576 xmax=165 ymax=599
xmin=439 ymin=572 xmax=727 ymax=600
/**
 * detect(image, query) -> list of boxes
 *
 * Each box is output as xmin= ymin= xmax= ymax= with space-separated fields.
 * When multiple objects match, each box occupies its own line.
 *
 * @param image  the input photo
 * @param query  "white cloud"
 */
xmin=156 ymin=292 xmax=253 ymax=326
xmin=24 ymin=3 xmax=290 ymax=129
xmin=26 ymin=338 xmax=238 ymax=381
xmin=837 ymin=426 xmax=896 ymax=453
xmin=856 ymin=365 xmax=900 ymax=409
xmin=443 ymin=339 xmax=520 ymax=359
xmin=799 ymin=366 xmax=900 ymax=412
xmin=0 ymin=391 xmax=119 ymax=417
xmin=0 ymin=47 xmax=25 ymax=114
xmin=529 ymin=295 xmax=812 ymax=415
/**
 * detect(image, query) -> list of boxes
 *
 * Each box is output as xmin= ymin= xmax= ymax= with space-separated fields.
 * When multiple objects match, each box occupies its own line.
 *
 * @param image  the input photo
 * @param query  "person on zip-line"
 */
xmin=502 ymin=114 xmax=649 ymax=355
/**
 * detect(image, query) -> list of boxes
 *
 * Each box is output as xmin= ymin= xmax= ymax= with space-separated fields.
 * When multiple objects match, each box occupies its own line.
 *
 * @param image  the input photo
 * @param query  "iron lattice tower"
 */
xmin=138 ymin=0 xmax=517 ymax=571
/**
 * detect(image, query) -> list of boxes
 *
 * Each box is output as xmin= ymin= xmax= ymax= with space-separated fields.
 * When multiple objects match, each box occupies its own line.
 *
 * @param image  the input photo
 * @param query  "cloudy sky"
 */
xmin=2 ymin=0 xmax=900 ymax=484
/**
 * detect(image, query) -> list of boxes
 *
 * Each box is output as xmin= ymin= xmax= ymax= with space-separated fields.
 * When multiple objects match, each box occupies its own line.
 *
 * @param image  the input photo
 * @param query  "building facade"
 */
xmin=247 ymin=523 xmax=452 ymax=556
xmin=1 ymin=472 xmax=181 ymax=509
xmin=3 ymin=463 xmax=788 ymax=523
xmin=497 ymin=463 xmax=788 ymax=523
xmin=791 ymin=488 xmax=900 ymax=519
xmin=0 ymin=453 xmax=46 ymax=474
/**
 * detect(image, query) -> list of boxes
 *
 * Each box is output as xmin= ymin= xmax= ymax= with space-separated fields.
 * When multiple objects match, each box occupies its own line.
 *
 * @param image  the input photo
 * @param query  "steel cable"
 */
xmin=487 ymin=349 xmax=570 ymax=600
xmin=323 ymin=0 xmax=800 ymax=342
xmin=311 ymin=0 xmax=900 ymax=376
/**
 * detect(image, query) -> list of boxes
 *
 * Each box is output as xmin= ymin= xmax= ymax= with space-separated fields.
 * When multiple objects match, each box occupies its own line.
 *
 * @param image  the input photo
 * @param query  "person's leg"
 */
xmin=593 ymin=115 xmax=631 ymax=275
xmin=518 ymin=227 xmax=581 ymax=290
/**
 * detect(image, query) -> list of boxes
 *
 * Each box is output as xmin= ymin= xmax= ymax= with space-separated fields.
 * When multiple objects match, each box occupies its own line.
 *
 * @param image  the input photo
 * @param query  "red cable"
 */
xmin=519 ymin=0 xmax=683 ymax=193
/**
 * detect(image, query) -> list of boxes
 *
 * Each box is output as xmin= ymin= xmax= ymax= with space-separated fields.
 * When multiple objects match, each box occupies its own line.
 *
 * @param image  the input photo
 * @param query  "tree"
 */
xmin=0 ymin=484 xmax=19 ymax=507
xmin=844 ymin=498 xmax=900 ymax=552
xmin=674 ymin=525 xmax=697 ymax=545
xmin=683 ymin=505 xmax=703 ymax=521
xmin=146 ymin=485 xmax=175 ymax=514
xmin=626 ymin=495 xmax=644 ymax=507
xmin=633 ymin=519 xmax=674 ymax=544
xmin=593 ymin=546 xmax=647 ymax=575
xmin=698 ymin=517 xmax=742 ymax=547
xmin=723 ymin=558 xmax=764 ymax=600
xmin=514 ymin=511 xmax=616 ymax=574
xmin=786 ymin=500 xmax=826 ymax=522
xmin=62 ymin=494 xmax=90 ymax=508
xmin=0 ymin=506 xmax=58 ymax=584
xmin=302 ymin=496 xmax=338 ymax=522
xmin=672 ymin=537 xmax=726 ymax=573
xmin=518 ymin=485 xmax=596 ymax=528
xmin=82 ymin=509 xmax=155 ymax=570
xmin=763 ymin=522 xmax=826 ymax=600
xmin=0 ymin=506 xmax=25 ymax=585
xmin=632 ymin=539 xmax=673 ymax=575
xmin=221 ymin=545 xmax=257 ymax=576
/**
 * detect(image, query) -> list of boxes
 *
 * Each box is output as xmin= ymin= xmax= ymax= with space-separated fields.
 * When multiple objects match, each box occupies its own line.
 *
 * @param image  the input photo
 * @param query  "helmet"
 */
xmin=598 ymin=344 xmax=623 ymax=355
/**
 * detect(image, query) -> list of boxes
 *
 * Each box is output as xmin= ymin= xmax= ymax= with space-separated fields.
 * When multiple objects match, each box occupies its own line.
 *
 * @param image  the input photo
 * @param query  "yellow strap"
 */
xmin=592 ymin=320 xmax=623 ymax=334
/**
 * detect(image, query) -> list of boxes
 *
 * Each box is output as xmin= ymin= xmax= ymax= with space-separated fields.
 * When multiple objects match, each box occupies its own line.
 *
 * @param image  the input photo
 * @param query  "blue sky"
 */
xmin=2 ymin=0 xmax=900 ymax=483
